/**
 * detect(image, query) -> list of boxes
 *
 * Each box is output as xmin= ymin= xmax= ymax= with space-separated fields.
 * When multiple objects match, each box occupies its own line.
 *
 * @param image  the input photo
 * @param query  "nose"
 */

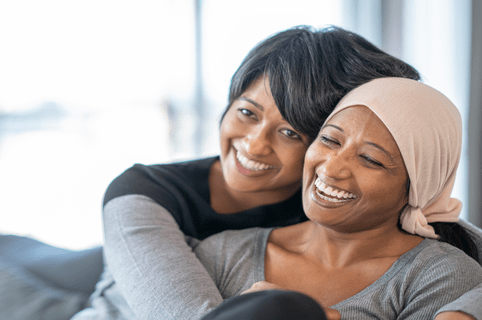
xmin=244 ymin=127 xmax=272 ymax=156
xmin=321 ymin=150 xmax=352 ymax=180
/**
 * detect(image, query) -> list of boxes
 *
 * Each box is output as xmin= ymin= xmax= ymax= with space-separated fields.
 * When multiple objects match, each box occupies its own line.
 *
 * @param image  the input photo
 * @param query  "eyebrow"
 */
xmin=238 ymin=96 xmax=264 ymax=111
xmin=322 ymin=124 xmax=344 ymax=133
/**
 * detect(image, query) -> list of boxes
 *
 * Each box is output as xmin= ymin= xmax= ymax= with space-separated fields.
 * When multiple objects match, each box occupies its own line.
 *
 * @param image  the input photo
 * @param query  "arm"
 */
xmin=434 ymin=220 xmax=482 ymax=320
xmin=397 ymin=250 xmax=482 ymax=320
xmin=434 ymin=284 xmax=482 ymax=320
xmin=103 ymin=194 xmax=223 ymax=320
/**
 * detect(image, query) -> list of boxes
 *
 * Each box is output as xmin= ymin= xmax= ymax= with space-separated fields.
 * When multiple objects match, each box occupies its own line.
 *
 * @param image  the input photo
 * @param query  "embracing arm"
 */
xmin=434 ymin=282 xmax=482 ymax=320
xmin=397 ymin=250 xmax=482 ymax=320
xmin=435 ymin=220 xmax=482 ymax=320
xmin=103 ymin=194 xmax=223 ymax=320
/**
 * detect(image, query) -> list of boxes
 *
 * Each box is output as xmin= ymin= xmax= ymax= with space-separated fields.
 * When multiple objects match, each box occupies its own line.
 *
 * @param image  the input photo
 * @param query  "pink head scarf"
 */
xmin=323 ymin=77 xmax=462 ymax=239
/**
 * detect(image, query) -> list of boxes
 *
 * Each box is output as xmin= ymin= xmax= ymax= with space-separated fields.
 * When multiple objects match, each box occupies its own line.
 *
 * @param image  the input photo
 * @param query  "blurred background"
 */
xmin=0 ymin=0 xmax=480 ymax=250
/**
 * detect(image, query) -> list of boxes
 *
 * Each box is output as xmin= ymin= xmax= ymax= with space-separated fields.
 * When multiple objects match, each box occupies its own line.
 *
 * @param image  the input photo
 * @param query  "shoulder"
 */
xmin=407 ymin=240 xmax=482 ymax=292
xmin=122 ymin=156 xmax=218 ymax=184
xmin=411 ymin=240 xmax=481 ymax=273
xmin=350 ymin=240 xmax=482 ymax=319
xmin=103 ymin=156 xmax=218 ymax=206
xmin=414 ymin=240 xmax=480 ymax=268
xmin=386 ymin=240 xmax=482 ymax=318
xmin=167 ymin=156 xmax=219 ymax=174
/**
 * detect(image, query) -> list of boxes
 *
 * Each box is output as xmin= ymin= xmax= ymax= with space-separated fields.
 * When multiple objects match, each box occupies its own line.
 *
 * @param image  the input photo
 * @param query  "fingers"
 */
xmin=323 ymin=307 xmax=341 ymax=320
xmin=434 ymin=311 xmax=476 ymax=320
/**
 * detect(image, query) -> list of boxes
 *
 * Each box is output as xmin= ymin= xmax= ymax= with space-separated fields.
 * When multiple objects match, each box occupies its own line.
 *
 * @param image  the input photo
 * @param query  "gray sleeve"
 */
xmin=193 ymin=228 xmax=268 ymax=299
xmin=435 ymin=283 xmax=482 ymax=319
xmin=103 ymin=194 xmax=223 ymax=320
xmin=397 ymin=248 xmax=482 ymax=320
xmin=433 ymin=220 xmax=482 ymax=319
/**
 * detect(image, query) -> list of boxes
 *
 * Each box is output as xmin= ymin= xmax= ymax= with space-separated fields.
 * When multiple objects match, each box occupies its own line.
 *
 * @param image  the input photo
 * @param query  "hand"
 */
xmin=241 ymin=281 xmax=341 ymax=320
xmin=324 ymin=307 xmax=341 ymax=320
xmin=435 ymin=311 xmax=476 ymax=320
xmin=241 ymin=281 xmax=286 ymax=295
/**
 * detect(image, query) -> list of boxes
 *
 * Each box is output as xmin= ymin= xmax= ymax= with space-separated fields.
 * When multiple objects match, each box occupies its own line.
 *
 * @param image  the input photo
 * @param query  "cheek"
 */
xmin=286 ymin=144 xmax=308 ymax=169
xmin=394 ymin=178 xmax=409 ymax=206
xmin=303 ymin=144 xmax=322 ymax=173
xmin=303 ymin=145 xmax=317 ymax=166
xmin=276 ymin=145 xmax=307 ymax=184
xmin=291 ymin=154 xmax=306 ymax=177
xmin=386 ymin=173 xmax=409 ymax=198
xmin=219 ymin=125 xmax=229 ymax=154
xmin=219 ymin=113 xmax=239 ymax=143
xmin=219 ymin=116 xmax=232 ymax=136
xmin=370 ymin=176 xmax=408 ymax=207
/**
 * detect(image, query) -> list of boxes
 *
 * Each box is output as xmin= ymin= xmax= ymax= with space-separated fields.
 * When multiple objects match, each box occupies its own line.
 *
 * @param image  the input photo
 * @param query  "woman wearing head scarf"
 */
xmin=195 ymin=78 xmax=482 ymax=320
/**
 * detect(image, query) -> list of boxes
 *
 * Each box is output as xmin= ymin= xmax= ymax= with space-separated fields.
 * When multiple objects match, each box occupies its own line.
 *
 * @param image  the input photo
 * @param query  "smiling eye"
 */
xmin=280 ymin=128 xmax=301 ymax=140
xmin=240 ymin=108 xmax=252 ymax=116
xmin=360 ymin=155 xmax=383 ymax=167
xmin=320 ymin=135 xmax=339 ymax=147
xmin=238 ymin=108 xmax=257 ymax=120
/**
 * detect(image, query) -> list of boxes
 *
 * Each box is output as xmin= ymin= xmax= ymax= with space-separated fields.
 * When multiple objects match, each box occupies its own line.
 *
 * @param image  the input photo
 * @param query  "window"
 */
xmin=0 ymin=0 xmax=475 ymax=249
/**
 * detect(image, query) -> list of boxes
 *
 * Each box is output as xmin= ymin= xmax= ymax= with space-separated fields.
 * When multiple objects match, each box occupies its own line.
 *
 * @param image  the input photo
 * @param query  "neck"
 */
xmin=298 ymin=222 xmax=423 ymax=268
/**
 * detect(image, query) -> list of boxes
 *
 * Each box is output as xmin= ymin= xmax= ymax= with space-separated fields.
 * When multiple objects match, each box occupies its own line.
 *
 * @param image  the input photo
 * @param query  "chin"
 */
xmin=224 ymin=175 xmax=264 ymax=193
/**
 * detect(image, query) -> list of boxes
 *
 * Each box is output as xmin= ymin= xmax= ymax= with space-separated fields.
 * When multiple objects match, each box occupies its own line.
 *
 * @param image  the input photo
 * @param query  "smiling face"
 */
xmin=302 ymin=106 xmax=409 ymax=233
xmin=219 ymin=76 xmax=309 ymax=198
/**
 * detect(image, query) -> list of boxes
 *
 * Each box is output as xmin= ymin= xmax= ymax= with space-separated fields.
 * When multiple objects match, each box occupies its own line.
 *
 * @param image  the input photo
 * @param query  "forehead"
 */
xmin=327 ymin=106 xmax=384 ymax=132
xmin=328 ymin=105 xmax=377 ymax=124
xmin=243 ymin=76 xmax=272 ymax=98
xmin=326 ymin=106 xmax=400 ymax=154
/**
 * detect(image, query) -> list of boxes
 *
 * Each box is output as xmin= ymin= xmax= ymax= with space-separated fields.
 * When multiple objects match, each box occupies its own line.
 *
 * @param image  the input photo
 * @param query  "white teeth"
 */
xmin=318 ymin=193 xmax=344 ymax=203
xmin=314 ymin=177 xmax=356 ymax=201
xmin=236 ymin=150 xmax=275 ymax=171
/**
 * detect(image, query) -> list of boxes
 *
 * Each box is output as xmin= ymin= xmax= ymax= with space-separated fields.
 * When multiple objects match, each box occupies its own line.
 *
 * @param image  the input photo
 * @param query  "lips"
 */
xmin=235 ymin=149 xmax=276 ymax=172
xmin=314 ymin=176 xmax=357 ymax=203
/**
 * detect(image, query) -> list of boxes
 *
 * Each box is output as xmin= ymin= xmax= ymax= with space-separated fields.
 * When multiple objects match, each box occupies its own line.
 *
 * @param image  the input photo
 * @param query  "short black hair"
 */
xmin=221 ymin=25 xmax=420 ymax=142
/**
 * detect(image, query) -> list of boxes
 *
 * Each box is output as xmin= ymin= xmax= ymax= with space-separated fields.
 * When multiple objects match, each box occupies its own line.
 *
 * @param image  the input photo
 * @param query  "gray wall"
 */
xmin=468 ymin=0 xmax=482 ymax=227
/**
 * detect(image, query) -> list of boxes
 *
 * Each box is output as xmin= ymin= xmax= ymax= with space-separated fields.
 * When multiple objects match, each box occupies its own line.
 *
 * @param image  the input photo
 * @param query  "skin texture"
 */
xmin=302 ymin=106 xmax=409 ymax=233
xmin=244 ymin=106 xmax=424 ymax=315
xmin=209 ymin=76 xmax=310 ymax=213
xmin=435 ymin=312 xmax=476 ymax=320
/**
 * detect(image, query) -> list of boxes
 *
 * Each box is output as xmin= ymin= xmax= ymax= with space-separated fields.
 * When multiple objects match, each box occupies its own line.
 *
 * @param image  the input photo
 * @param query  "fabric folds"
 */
xmin=324 ymin=77 xmax=462 ymax=239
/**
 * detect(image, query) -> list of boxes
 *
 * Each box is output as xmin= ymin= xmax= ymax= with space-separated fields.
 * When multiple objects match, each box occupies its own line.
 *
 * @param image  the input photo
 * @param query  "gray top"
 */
xmin=436 ymin=219 xmax=482 ymax=318
xmin=194 ymin=227 xmax=482 ymax=320
xmin=71 ymin=196 xmax=482 ymax=320
xmin=75 ymin=195 xmax=224 ymax=320
xmin=82 ymin=155 xmax=305 ymax=320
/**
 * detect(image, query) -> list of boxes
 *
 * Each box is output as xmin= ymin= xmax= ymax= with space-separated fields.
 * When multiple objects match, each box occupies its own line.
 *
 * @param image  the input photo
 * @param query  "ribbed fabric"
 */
xmin=194 ymin=228 xmax=482 ymax=319
xmin=72 ymin=156 xmax=306 ymax=320
xmin=324 ymin=78 xmax=462 ymax=239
